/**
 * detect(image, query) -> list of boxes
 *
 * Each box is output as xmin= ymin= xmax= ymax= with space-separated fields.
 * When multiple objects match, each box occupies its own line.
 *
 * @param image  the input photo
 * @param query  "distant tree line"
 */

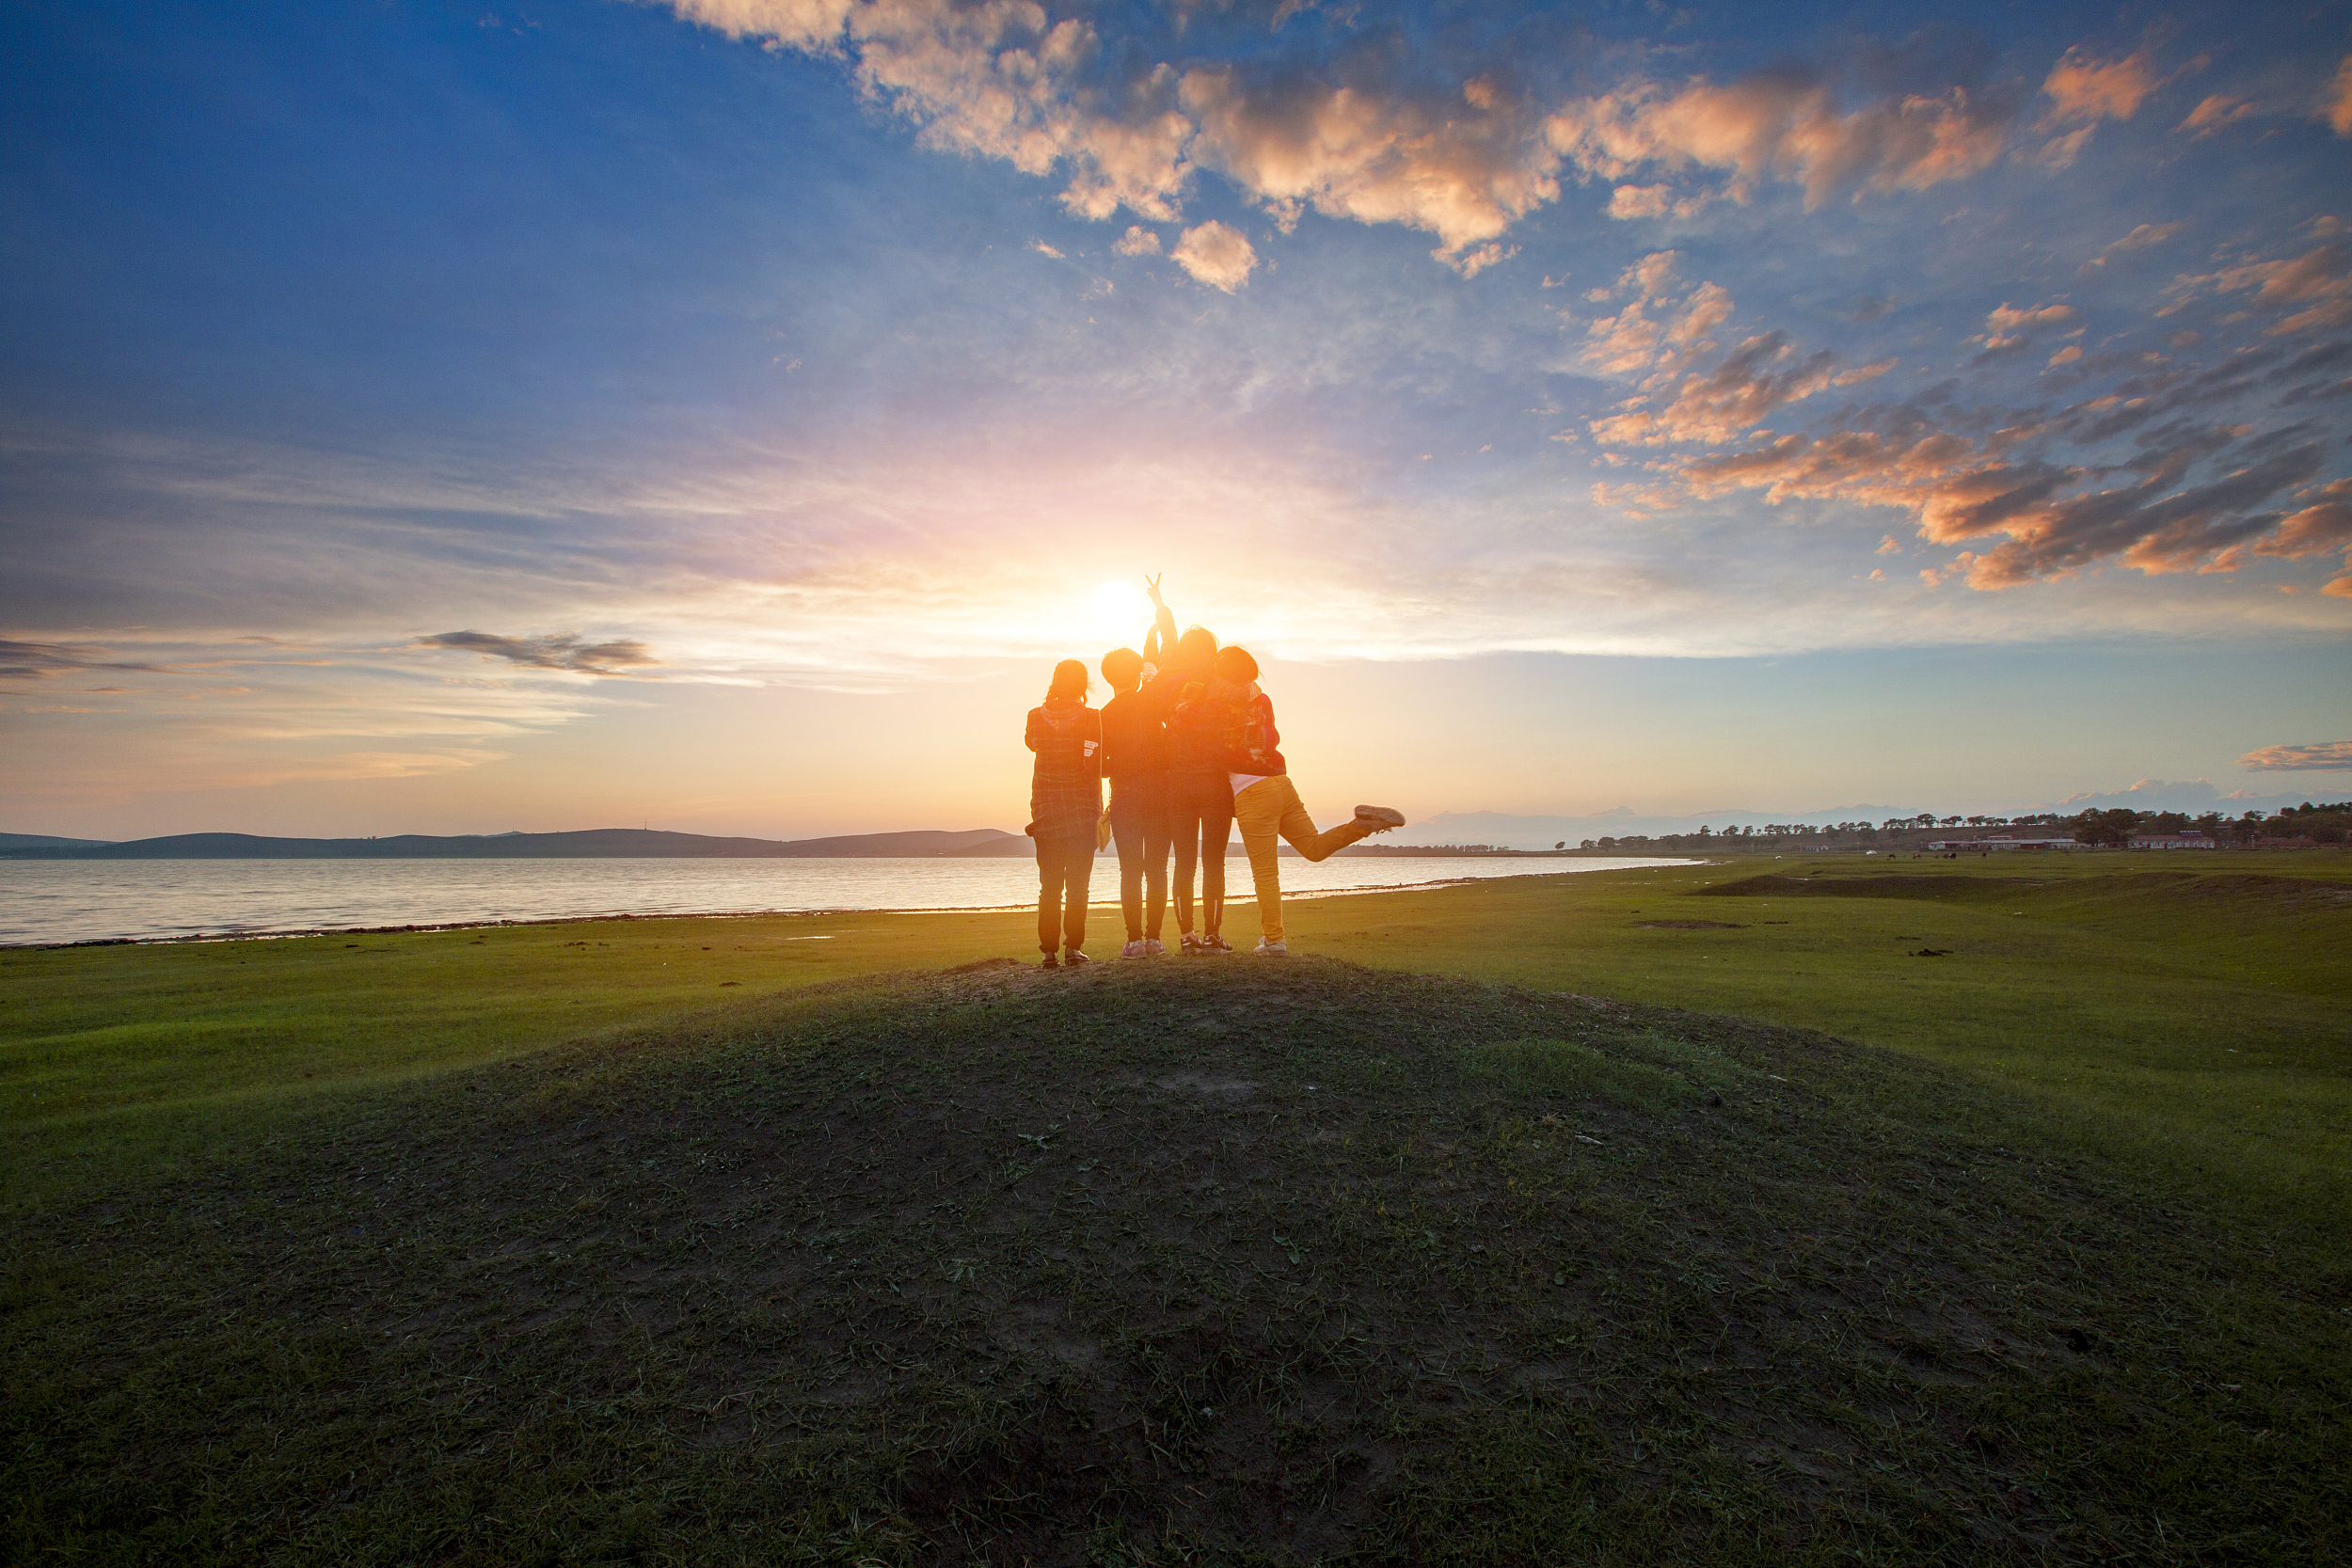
xmin=1569 ymin=801 xmax=2350 ymax=854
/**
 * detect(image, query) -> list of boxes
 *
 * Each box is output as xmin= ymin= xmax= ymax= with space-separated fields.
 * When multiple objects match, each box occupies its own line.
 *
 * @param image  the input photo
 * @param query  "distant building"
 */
xmin=2249 ymin=834 xmax=2320 ymax=849
xmin=1921 ymin=834 xmax=2085 ymax=850
xmin=2127 ymin=832 xmax=2217 ymax=850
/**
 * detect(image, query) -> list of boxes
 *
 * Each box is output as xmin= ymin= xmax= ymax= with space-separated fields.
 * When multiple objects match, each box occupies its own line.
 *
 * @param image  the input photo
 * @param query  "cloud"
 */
xmin=1177 ymin=63 xmax=1565 ymax=260
xmin=2201 ymin=245 xmax=2352 ymax=334
xmin=2042 ymin=46 xmax=2161 ymax=126
xmin=1669 ymin=279 xmax=1733 ymax=342
xmin=672 ymin=1 xmax=1567 ymax=261
xmin=1168 ymin=218 xmax=1255 ymax=291
xmin=2252 ymin=479 xmax=2352 ymax=559
xmin=1029 ymin=239 xmax=1066 ymax=259
xmin=1975 ymin=300 xmax=2076 ymax=350
xmin=2327 ymin=55 xmax=2352 ymax=136
xmin=1449 ymin=241 xmax=1516 ymax=279
xmin=1579 ymin=254 xmax=1741 ymax=376
xmin=1606 ymin=182 xmax=1711 ymax=221
xmin=418 ymin=631 xmax=659 ymax=675
xmin=2238 ymin=740 xmax=2352 ymax=771
xmin=667 ymin=5 xmax=2126 ymax=270
xmin=1113 ymin=224 xmax=1162 ymax=256
xmin=2178 ymin=94 xmax=2259 ymax=137
xmin=675 ymin=0 xmax=1196 ymax=222
xmin=1591 ymin=331 xmax=1842 ymax=446
xmin=1601 ymin=296 xmax=2346 ymax=590
xmin=2079 ymin=220 xmax=2186 ymax=274
xmin=1549 ymin=64 xmax=2022 ymax=213
xmin=0 ymin=639 xmax=174 ymax=680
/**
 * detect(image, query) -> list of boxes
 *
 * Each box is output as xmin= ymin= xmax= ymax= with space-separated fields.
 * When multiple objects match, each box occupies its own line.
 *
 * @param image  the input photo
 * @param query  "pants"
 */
xmin=1232 ymin=775 xmax=1377 ymax=942
xmin=1033 ymin=832 xmax=1094 ymax=955
xmin=1107 ymin=773 xmax=1172 ymax=942
xmin=1168 ymin=771 xmax=1233 ymax=937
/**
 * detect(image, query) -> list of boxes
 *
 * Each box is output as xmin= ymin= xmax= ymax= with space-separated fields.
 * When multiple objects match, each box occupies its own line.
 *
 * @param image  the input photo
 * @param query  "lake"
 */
xmin=0 ymin=855 xmax=1694 ymax=946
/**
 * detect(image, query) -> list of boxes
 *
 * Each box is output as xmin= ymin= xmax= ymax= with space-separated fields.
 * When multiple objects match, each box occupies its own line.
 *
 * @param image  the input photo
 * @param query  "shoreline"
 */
xmin=9 ymin=861 xmax=1706 ymax=951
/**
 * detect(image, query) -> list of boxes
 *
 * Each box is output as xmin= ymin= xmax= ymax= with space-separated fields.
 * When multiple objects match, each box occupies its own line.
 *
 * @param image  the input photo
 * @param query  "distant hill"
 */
xmin=0 ymin=828 xmax=1024 ymax=861
xmin=0 ymin=832 xmax=116 ymax=852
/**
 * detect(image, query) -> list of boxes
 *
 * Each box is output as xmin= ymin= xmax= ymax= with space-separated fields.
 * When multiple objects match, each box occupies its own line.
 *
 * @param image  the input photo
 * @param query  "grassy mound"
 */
xmin=7 ymin=959 xmax=2345 ymax=1564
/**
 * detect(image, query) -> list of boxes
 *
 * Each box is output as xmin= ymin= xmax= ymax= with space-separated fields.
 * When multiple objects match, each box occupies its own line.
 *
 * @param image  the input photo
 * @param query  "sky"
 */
xmin=2 ymin=0 xmax=2348 ymax=844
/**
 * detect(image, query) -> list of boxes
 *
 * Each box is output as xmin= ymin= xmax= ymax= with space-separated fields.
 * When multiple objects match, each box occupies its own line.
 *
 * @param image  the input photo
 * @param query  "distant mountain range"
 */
xmin=15 ymin=777 xmax=2326 ymax=859
xmin=0 ymin=827 xmax=1525 ymax=862
xmin=0 ymin=828 xmax=1032 ymax=861
xmin=0 ymin=832 xmax=115 ymax=852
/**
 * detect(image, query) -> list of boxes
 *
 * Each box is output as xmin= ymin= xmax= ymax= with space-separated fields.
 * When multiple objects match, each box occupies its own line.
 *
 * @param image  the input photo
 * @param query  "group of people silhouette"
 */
xmin=1024 ymin=577 xmax=1406 ymax=966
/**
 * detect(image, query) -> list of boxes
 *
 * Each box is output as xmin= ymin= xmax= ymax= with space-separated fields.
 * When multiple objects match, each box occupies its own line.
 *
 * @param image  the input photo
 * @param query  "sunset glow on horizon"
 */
xmin=2 ymin=0 xmax=2346 ymax=842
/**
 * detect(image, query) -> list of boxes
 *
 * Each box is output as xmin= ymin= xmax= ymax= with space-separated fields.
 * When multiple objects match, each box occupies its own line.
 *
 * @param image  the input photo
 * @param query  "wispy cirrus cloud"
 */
xmin=0 ymin=639 xmax=176 ymax=680
xmin=1573 ymin=228 xmax=2352 ymax=593
xmin=417 ymin=630 xmax=660 ymax=676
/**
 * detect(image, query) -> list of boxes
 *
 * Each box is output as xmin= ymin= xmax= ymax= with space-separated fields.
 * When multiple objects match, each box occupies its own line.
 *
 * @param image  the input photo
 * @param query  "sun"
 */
xmin=1088 ymin=578 xmax=1152 ymax=643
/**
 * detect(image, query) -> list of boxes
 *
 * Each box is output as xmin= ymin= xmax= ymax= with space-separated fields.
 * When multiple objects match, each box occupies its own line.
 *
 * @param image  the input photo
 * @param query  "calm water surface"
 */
xmin=0 ymin=856 xmax=1693 ymax=946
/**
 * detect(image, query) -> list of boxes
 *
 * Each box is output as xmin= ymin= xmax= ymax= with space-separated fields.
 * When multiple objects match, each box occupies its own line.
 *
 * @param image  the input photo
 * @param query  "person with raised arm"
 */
xmin=1140 ymin=577 xmax=1235 ymax=954
xmin=1024 ymin=657 xmax=1103 ymax=968
xmin=1208 ymin=643 xmax=1406 ymax=955
xmin=1097 ymin=599 xmax=1174 ymax=955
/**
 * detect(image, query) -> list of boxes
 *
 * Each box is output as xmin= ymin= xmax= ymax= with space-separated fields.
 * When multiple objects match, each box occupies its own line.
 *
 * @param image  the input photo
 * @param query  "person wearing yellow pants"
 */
xmin=1209 ymin=645 xmax=1406 ymax=954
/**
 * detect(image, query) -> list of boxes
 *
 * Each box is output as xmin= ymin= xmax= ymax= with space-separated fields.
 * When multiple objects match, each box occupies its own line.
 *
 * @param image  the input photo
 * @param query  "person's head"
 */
xmin=1045 ymin=658 xmax=1089 ymax=704
xmin=1214 ymin=644 xmax=1259 ymax=685
xmin=1175 ymin=625 xmax=1217 ymax=669
xmin=1101 ymin=646 xmax=1143 ymax=693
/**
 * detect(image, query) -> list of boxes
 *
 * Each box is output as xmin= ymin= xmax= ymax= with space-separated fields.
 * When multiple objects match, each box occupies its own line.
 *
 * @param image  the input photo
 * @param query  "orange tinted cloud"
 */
xmin=2253 ymin=480 xmax=2352 ymax=558
xmin=2327 ymin=56 xmax=2352 ymax=136
xmin=1591 ymin=332 xmax=1841 ymax=446
xmin=2179 ymin=94 xmax=2259 ymax=136
xmin=2207 ymin=245 xmax=2352 ymax=333
xmin=1179 ymin=65 xmax=1562 ymax=260
xmin=2237 ymin=739 xmax=2352 ymax=770
xmin=2042 ymin=46 xmax=2162 ymax=125
xmin=1549 ymin=69 xmax=2017 ymax=211
xmin=1168 ymin=219 xmax=1255 ymax=291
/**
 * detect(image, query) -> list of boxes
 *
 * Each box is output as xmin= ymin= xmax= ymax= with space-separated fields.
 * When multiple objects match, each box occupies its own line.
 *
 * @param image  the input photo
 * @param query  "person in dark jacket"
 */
xmin=1098 ymin=640 xmax=1172 ymax=956
xmin=1139 ymin=578 xmax=1233 ymax=953
xmin=1025 ymin=658 xmax=1103 ymax=967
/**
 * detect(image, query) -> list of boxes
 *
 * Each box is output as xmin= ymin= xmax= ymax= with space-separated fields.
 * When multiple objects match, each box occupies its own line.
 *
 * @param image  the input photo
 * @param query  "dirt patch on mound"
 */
xmin=8 ymin=961 xmax=2345 ymax=1565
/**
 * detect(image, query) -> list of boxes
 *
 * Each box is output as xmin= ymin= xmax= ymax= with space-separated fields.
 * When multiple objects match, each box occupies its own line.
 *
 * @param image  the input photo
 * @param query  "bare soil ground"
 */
xmin=6 ymin=958 xmax=2345 ymax=1564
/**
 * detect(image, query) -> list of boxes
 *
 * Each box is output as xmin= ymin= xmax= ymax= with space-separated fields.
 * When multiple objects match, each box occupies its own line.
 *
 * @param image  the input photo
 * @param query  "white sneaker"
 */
xmin=1120 ymin=940 xmax=1147 ymax=958
xmin=1144 ymin=939 xmax=1167 ymax=956
xmin=1353 ymin=804 xmax=1405 ymax=832
xmin=1253 ymin=938 xmax=1288 ymax=956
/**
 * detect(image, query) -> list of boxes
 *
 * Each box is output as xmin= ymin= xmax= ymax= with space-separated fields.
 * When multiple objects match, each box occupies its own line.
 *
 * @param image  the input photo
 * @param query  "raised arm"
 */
xmin=1143 ymin=573 xmax=1178 ymax=655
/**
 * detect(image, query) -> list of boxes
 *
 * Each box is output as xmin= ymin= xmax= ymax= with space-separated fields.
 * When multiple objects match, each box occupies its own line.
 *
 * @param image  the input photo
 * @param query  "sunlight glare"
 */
xmin=1088 ymin=578 xmax=1152 ymax=644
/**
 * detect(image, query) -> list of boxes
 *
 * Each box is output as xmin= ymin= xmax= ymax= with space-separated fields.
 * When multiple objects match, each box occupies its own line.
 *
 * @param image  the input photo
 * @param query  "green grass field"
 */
xmin=7 ymin=853 xmax=2345 ymax=1238
xmin=3 ymin=852 xmax=2347 ymax=1562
